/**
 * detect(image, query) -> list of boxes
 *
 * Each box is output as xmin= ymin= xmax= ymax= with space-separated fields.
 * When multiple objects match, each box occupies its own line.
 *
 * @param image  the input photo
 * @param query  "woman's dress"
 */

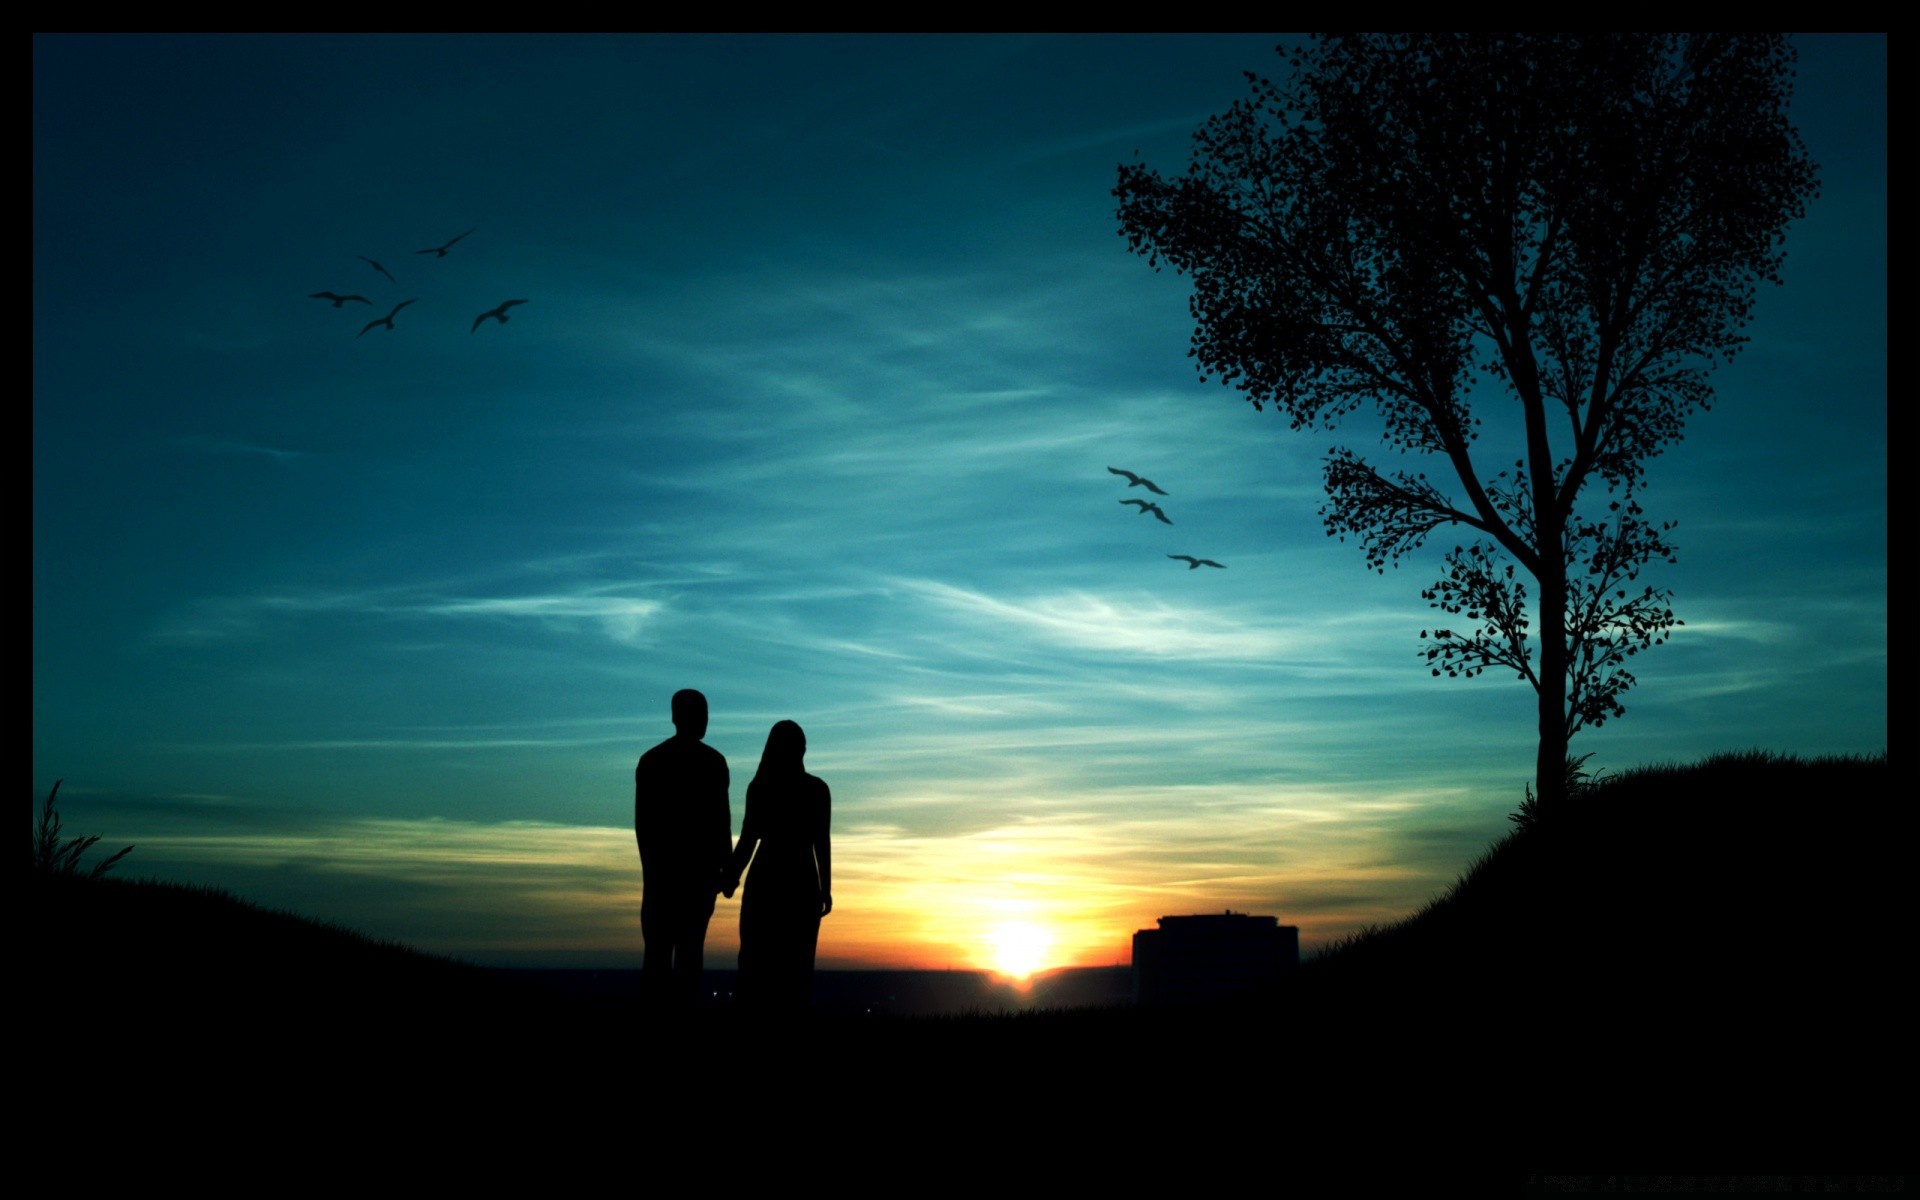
xmin=736 ymin=771 xmax=830 ymax=1010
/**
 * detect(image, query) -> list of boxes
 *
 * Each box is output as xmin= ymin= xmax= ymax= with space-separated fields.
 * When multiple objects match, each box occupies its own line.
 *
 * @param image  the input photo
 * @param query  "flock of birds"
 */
xmin=312 ymin=244 xmax=1218 ymax=572
xmin=1107 ymin=467 xmax=1226 ymax=570
xmin=308 ymin=228 xmax=527 ymax=337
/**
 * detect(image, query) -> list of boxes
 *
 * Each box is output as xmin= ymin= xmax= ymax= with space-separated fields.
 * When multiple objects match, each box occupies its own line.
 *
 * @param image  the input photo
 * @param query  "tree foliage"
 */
xmin=1116 ymin=34 xmax=1816 ymax=801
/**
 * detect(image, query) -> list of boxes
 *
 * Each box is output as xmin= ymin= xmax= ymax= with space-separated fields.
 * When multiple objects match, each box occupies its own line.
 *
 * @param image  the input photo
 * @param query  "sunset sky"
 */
xmin=32 ymin=35 xmax=1886 ymax=973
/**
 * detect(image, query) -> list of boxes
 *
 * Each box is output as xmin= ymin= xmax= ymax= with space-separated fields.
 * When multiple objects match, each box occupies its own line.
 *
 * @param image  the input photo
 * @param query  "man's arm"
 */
xmin=723 ymin=775 xmax=756 ymax=899
xmin=634 ymin=756 xmax=652 ymax=868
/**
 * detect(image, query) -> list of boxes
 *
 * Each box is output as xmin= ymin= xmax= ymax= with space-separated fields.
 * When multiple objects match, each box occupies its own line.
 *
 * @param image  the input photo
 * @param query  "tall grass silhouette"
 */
xmin=31 ymin=779 xmax=132 ymax=878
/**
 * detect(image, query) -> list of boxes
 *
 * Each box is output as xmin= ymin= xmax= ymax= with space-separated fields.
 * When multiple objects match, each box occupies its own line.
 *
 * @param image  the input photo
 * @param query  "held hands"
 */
xmin=716 ymin=869 xmax=739 ymax=900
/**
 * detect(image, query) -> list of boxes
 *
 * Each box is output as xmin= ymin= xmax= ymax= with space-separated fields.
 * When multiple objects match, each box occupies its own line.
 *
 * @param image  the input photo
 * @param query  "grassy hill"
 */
xmin=26 ymin=872 xmax=607 ymax=1051
xmin=1295 ymin=750 xmax=1898 ymax=1018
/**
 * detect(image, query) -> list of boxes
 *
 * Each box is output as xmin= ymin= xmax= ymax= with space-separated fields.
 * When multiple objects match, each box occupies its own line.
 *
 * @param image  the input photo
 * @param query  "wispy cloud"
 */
xmin=901 ymin=577 xmax=1307 ymax=661
xmin=421 ymin=595 xmax=662 ymax=642
xmin=1668 ymin=617 xmax=1795 ymax=645
xmin=152 ymin=578 xmax=668 ymax=647
xmin=165 ymin=733 xmax=637 ymax=753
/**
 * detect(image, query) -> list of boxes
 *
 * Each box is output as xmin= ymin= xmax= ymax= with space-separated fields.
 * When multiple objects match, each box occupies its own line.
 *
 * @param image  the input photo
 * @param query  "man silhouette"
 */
xmin=635 ymin=689 xmax=732 ymax=1009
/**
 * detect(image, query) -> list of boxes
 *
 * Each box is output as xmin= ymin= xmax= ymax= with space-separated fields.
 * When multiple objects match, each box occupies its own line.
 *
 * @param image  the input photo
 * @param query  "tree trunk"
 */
xmin=1535 ymin=559 xmax=1570 ymax=809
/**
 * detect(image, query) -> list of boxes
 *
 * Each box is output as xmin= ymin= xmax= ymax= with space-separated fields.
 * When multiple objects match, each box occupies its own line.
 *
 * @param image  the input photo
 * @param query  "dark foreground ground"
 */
xmin=497 ymin=964 xmax=1136 ymax=1015
xmin=26 ymin=754 xmax=1905 ymax=1189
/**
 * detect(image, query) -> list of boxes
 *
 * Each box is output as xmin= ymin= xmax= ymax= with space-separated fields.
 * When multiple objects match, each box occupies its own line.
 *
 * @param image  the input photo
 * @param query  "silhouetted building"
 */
xmin=1132 ymin=911 xmax=1299 ymax=1005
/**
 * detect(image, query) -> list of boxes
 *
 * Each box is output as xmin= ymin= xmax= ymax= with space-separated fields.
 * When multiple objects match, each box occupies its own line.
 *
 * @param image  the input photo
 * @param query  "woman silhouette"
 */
xmin=724 ymin=720 xmax=832 ymax=1011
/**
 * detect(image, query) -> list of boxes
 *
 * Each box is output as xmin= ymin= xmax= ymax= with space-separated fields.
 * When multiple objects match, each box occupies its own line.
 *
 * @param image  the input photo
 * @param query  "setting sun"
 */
xmin=989 ymin=921 xmax=1056 ymax=981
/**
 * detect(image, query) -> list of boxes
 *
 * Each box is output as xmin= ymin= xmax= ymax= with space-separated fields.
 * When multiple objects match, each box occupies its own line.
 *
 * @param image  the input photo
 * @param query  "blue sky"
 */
xmin=32 ymin=35 xmax=1886 ymax=971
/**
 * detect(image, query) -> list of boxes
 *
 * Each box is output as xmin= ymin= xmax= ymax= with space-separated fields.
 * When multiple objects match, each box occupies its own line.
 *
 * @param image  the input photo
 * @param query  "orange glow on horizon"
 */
xmin=122 ymin=816 xmax=1433 ymax=972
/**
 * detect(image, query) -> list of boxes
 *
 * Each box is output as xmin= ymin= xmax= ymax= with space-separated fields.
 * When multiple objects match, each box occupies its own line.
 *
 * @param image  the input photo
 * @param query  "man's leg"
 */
xmin=640 ymin=892 xmax=671 ymax=1006
xmin=673 ymin=895 xmax=715 ymax=1009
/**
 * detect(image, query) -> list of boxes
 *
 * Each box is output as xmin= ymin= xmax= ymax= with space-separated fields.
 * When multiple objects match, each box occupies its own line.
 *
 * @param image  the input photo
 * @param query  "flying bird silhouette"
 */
xmin=1121 ymin=499 xmax=1172 ymax=524
xmin=309 ymin=291 xmax=371 ymax=307
xmin=417 ymin=229 xmax=476 ymax=258
xmin=471 ymin=299 xmax=528 ymax=332
xmin=358 ymin=256 xmax=397 ymax=284
xmin=1168 ymin=555 xmax=1226 ymax=570
xmin=1107 ymin=466 xmax=1168 ymax=495
xmin=358 ymin=298 xmax=418 ymax=337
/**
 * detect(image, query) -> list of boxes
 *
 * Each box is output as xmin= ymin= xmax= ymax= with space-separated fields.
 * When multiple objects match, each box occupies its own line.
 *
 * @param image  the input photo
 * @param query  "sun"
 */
xmin=988 ymin=921 xmax=1056 ymax=981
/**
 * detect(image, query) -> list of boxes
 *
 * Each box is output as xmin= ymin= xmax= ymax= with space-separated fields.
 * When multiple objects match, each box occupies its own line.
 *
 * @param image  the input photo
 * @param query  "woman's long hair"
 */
xmin=751 ymin=719 xmax=806 ymax=788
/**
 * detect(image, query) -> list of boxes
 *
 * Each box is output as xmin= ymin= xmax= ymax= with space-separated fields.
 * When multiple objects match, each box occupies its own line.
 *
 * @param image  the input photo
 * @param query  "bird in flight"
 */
xmin=309 ymin=291 xmax=371 ymax=307
xmin=472 ymin=299 xmax=529 ymax=332
xmin=1107 ymin=466 xmax=1168 ymax=495
xmin=358 ymin=298 xmax=418 ymax=336
xmin=1168 ymin=555 xmax=1226 ymax=570
xmin=1121 ymin=499 xmax=1172 ymax=524
xmin=417 ymin=229 xmax=476 ymax=258
xmin=358 ymin=256 xmax=397 ymax=284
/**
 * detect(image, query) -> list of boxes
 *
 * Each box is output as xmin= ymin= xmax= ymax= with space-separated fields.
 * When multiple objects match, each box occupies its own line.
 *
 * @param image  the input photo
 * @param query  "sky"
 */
xmin=32 ymin=35 xmax=1886 ymax=973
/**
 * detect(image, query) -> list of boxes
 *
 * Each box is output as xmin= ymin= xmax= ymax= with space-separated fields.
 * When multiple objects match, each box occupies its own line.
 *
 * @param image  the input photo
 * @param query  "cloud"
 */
xmin=165 ymin=732 xmax=636 ymax=754
xmin=151 ymin=578 xmax=668 ymax=647
xmin=1667 ymin=616 xmax=1794 ymax=645
xmin=420 ymin=594 xmax=663 ymax=644
xmin=901 ymin=577 xmax=1306 ymax=661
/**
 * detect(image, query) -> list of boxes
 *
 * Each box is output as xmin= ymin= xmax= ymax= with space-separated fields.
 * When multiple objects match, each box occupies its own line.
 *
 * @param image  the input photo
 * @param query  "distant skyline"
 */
xmin=33 ymin=35 xmax=1886 ymax=971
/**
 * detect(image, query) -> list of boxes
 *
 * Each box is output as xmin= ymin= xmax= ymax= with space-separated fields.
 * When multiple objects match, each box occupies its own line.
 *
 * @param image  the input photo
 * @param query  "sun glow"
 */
xmin=989 ymin=921 xmax=1056 ymax=981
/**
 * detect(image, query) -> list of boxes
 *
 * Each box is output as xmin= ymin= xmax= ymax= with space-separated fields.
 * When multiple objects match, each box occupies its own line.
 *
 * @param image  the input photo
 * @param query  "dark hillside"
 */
xmin=26 ymin=874 xmax=587 ymax=1050
xmin=1256 ymin=752 xmax=1902 ymax=1164
xmin=1299 ymin=751 xmax=1896 ymax=1016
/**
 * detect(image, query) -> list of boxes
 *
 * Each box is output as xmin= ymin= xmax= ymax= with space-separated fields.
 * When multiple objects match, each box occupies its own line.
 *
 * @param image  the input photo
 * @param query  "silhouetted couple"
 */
xmin=634 ymin=689 xmax=832 ymax=1013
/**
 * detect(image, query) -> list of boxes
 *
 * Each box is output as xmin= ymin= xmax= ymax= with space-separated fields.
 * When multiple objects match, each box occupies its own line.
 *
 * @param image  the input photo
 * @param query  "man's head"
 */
xmin=670 ymin=689 xmax=708 ymax=739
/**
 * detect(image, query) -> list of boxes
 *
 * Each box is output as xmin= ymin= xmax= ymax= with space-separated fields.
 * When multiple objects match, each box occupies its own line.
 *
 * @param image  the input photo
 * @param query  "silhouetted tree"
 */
xmin=1116 ymin=34 xmax=1817 ymax=806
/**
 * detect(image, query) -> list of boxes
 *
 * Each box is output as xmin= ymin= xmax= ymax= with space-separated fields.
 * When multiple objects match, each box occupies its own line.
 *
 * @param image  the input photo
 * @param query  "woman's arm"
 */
xmin=723 ymin=785 xmax=758 ymax=898
xmin=816 ymin=781 xmax=832 ymax=917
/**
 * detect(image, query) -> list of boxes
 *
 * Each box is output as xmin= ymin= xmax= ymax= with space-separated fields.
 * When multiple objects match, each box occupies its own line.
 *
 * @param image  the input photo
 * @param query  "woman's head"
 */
xmin=757 ymin=719 xmax=806 ymax=776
